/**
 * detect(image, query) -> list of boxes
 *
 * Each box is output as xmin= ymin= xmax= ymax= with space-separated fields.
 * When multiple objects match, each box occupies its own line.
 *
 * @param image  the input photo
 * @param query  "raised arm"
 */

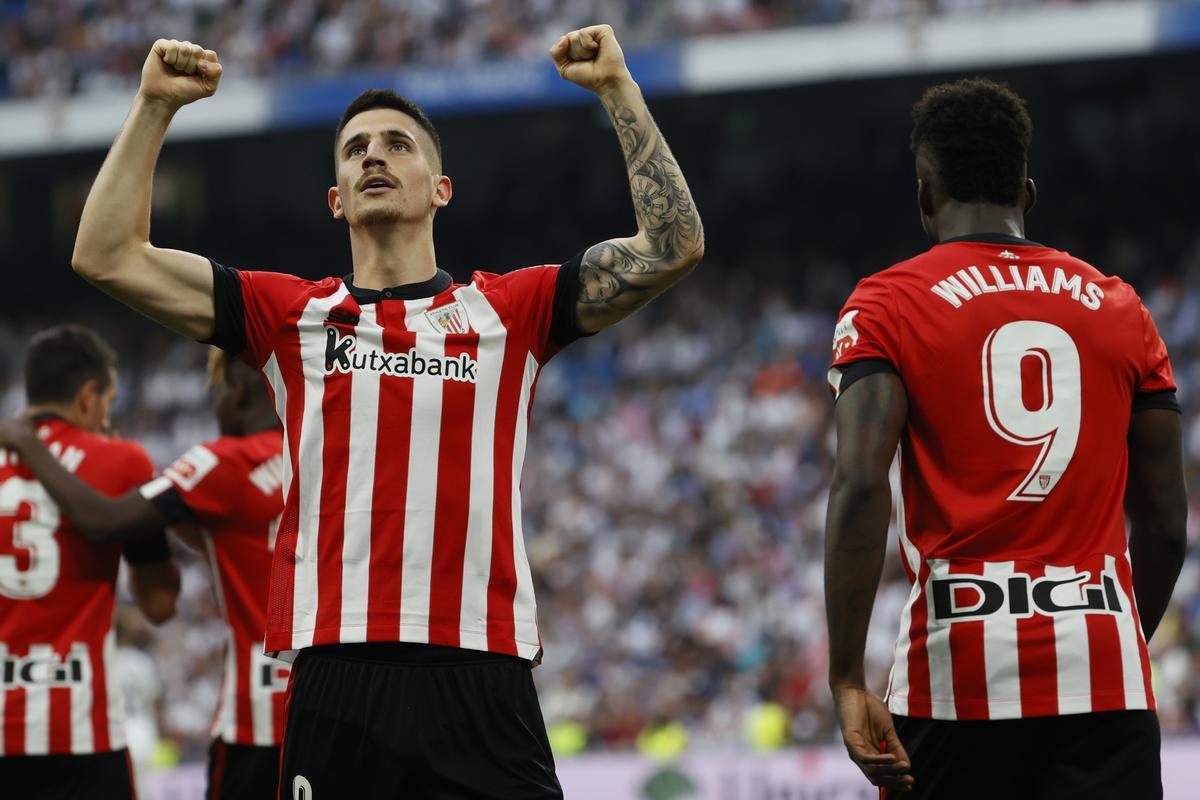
xmin=825 ymin=372 xmax=914 ymax=794
xmin=72 ymin=39 xmax=223 ymax=340
xmin=551 ymin=25 xmax=704 ymax=333
xmin=1126 ymin=408 xmax=1187 ymax=641
xmin=0 ymin=418 xmax=167 ymax=543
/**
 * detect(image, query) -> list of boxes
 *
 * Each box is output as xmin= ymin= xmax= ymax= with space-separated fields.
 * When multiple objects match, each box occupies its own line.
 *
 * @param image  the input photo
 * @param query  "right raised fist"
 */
xmin=139 ymin=39 xmax=222 ymax=109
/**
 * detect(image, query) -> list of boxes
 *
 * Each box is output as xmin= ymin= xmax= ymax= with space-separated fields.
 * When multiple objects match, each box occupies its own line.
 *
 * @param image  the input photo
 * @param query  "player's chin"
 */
xmin=350 ymin=205 xmax=408 ymax=227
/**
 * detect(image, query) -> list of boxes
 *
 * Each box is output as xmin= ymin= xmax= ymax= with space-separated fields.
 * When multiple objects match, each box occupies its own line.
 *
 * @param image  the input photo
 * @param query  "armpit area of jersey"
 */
xmin=122 ymin=531 xmax=173 ymax=564
xmin=202 ymin=259 xmax=249 ymax=356
xmin=831 ymin=358 xmax=898 ymax=399
xmin=549 ymin=251 xmax=596 ymax=348
xmin=1133 ymin=389 xmax=1181 ymax=413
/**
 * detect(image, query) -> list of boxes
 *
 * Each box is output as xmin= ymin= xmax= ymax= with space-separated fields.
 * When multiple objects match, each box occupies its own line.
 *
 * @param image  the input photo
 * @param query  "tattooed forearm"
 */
xmin=576 ymin=85 xmax=704 ymax=329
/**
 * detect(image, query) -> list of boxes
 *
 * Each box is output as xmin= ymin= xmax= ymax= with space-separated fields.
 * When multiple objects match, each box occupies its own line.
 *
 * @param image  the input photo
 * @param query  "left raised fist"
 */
xmin=550 ymin=25 xmax=632 ymax=95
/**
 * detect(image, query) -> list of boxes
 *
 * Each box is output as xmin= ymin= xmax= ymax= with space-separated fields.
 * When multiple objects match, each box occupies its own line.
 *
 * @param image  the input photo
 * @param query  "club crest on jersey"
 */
xmin=1038 ymin=474 xmax=1051 ymax=490
xmin=424 ymin=301 xmax=470 ymax=335
xmin=832 ymin=309 xmax=860 ymax=359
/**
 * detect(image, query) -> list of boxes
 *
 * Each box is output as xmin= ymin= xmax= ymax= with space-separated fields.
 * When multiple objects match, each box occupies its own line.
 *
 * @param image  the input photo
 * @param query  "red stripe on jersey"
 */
xmin=485 ymin=337 xmax=527 ymax=656
xmin=311 ymin=310 xmax=358 ymax=645
xmin=1116 ymin=555 xmax=1155 ymax=707
xmin=904 ymin=561 xmax=934 ymax=718
xmin=89 ymin=645 xmax=109 ymax=752
xmin=49 ymin=684 xmax=70 ymax=753
xmin=948 ymin=562 xmax=989 ymax=719
xmin=4 ymin=688 xmax=25 ymax=754
xmin=235 ymin=642 xmax=254 ymax=744
xmin=367 ymin=306 xmax=415 ymax=641
xmin=427 ymin=330 xmax=480 ymax=648
xmin=266 ymin=307 xmax=309 ymax=653
xmin=1016 ymin=562 xmax=1057 ymax=716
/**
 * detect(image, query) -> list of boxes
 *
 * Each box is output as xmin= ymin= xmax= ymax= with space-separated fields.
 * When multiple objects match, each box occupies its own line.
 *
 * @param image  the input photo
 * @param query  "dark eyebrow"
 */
xmin=341 ymin=129 xmax=417 ymax=156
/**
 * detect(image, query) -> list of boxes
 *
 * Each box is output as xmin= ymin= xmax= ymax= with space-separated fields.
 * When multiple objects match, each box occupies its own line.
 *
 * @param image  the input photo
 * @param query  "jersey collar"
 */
xmin=938 ymin=233 xmax=1045 ymax=247
xmin=342 ymin=269 xmax=453 ymax=304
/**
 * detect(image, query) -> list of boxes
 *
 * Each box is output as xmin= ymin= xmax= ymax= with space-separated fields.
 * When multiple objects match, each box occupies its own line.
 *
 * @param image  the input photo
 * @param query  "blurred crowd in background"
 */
xmin=1 ymin=231 xmax=1197 ymax=765
xmin=1 ymin=0 xmax=1094 ymax=99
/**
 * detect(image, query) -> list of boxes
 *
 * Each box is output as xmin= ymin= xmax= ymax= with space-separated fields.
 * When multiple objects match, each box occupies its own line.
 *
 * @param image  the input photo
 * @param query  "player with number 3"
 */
xmin=824 ymin=80 xmax=1185 ymax=798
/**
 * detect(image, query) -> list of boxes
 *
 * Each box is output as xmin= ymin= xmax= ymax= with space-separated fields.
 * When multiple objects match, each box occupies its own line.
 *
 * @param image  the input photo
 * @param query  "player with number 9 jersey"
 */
xmin=829 ymin=233 xmax=1174 ymax=720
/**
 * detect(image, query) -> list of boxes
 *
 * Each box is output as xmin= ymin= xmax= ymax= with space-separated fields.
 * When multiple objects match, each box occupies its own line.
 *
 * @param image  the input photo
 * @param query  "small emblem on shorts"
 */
xmin=425 ymin=301 xmax=470 ymax=335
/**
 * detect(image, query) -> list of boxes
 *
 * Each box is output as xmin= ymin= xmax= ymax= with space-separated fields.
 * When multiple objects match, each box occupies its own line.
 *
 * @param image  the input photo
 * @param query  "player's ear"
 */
xmin=1023 ymin=178 xmax=1037 ymax=216
xmin=917 ymin=177 xmax=935 ymax=220
xmin=328 ymin=186 xmax=344 ymax=220
xmin=432 ymin=174 xmax=452 ymax=209
xmin=75 ymin=378 xmax=100 ymax=419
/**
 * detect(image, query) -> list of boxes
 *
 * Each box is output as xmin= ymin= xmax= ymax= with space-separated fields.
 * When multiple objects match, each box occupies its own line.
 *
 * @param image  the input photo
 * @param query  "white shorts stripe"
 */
xmin=456 ymin=286 xmax=504 ymax=651
xmin=339 ymin=306 xmax=382 ymax=642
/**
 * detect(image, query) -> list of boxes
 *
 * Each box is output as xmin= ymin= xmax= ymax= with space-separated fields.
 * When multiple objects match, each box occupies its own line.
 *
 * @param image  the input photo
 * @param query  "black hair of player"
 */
xmin=334 ymin=89 xmax=442 ymax=170
xmin=910 ymin=78 xmax=1033 ymax=207
xmin=25 ymin=324 xmax=116 ymax=405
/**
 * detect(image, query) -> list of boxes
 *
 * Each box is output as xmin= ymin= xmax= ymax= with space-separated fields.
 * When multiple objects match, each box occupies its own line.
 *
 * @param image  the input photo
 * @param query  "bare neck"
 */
xmin=348 ymin=219 xmax=438 ymax=290
xmin=933 ymin=202 xmax=1026 ymax=243
xmin=26 ymin=403 xmax=84 ymax=429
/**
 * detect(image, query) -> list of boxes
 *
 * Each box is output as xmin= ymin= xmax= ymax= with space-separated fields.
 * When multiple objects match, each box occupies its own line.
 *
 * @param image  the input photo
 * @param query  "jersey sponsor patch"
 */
xmin=164 ymin=445 xmax=220 ymax=492
xmin=832 ymin=309 xmax=860 ymax=360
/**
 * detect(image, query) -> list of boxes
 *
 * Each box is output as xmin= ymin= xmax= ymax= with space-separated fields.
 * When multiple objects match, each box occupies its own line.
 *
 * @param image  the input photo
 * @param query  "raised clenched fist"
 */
xmin=139 ymin=39 xmax=222 ymax=110
xmin=550 ymin=25 xmax=632 ymax=95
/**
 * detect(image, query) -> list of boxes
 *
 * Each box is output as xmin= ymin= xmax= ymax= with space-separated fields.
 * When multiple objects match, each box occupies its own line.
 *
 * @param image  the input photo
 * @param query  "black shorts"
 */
xmin=0 ymin=749 xmax=136 ymax=799
xmin=278 ymin=643 xmax=562 ymax=800
xmin=207 ymin=739 xmax=281 ymax=800
xmin=887 ymin=711 xmax=1162 ymax=800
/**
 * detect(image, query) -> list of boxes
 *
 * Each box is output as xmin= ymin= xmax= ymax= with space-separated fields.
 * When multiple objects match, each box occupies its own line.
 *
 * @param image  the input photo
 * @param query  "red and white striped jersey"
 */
xmin=209 ymin=259 xmax=579 ymax=661
xmin=829 ymin=235 xmax=1176 ymax=720
xmin=0 ymin=417 xmax=157 ymax=754
xmin=140 ymin=429 xmax=288 ymax=746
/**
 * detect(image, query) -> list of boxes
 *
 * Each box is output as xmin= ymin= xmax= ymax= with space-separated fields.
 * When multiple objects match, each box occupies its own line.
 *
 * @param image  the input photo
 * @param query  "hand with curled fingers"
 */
xmin=550 ymin=24 xmax=632 ymax=95
xmin=139 ymin=39 xmax=222 ymax=110
xmin=833 ymin=684 xmax=915 ymax=795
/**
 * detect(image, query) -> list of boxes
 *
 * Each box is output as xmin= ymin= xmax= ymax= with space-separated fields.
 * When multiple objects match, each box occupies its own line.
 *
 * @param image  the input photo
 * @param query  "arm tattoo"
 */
xmin=578 ymin=96 xmax=704 ymax=323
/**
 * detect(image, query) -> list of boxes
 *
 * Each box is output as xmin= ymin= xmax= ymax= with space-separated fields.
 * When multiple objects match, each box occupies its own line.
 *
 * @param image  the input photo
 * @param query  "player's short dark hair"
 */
xmin=334 ymin=89 xmax=442 ymax=169
xmin=24 ymin=324 xmax=117 ymax=405
xmin=910 ymin=78 xmax=1033 ymax=206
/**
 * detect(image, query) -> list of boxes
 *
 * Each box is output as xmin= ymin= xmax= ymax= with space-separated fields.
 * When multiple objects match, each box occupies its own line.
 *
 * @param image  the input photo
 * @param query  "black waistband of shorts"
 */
xmin=303 ymin=642 xmax=530 ymax=667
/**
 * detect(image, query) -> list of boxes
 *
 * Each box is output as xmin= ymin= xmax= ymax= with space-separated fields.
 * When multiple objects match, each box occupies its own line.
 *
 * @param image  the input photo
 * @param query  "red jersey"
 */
xmin=140 ymin=430 xmax=288 ymax=746
xmin=0 ymin=417 xmax=157 ymax=755
xmin=829 ymin=236 xmax=1176 ymax=721
xmin=208 ymin=259 xmax=581 ymax=661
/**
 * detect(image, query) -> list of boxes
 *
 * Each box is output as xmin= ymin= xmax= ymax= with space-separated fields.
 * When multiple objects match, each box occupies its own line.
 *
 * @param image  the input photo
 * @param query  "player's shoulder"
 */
xmin=69 ymin=432 xmax=155 ymax=487
xmin=468 ymin=263 xmax=559 ymax=293
xmin=239 ymin=268 xmax=342 ymax=300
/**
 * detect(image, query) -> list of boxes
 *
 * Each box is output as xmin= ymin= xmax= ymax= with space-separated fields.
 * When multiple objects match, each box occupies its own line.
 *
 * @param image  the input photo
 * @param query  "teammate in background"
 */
xmin=71 ymin=23 xmax=702 ymax=798
xmin=0 ymin=349 xmax=286 ymax=800
xmin=824 ymin=79 xmax=1187 ymax=798
xmin=0 ymin=325 xmax=179 ymax=799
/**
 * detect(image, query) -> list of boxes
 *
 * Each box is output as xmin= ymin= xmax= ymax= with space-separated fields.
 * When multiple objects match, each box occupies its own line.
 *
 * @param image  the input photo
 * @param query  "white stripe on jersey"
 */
xmin=204 ymin=536 xmax=237 ymax=743
xmin=340 ymin=306 xmax=382 ymax=642
xmin=23 ymin=644 xmax=51 ymax=755
xmin=510 ymin=353 xmax=540 ymax=655
xmin=886 ymin=455 xmax=917 ymax=716
xmin=456 ymin=286 xmax=504 ymax=651
xmin=981 ymin=561 xmax=1019 ymax=719
xmin=104 ymin=630 xmax=126 ymax=750
xmin=1045 ymin=563 xmax=1092 ymax=714
xmin=399 ymin=296 xmax=443 ymax=643
xmin=68 ymin=642 xmax=93 ymax=754
xmin=923 ymin=559 xmax=957 ymax=719
xmin=293 ymin=288 xmax=350 ymax=648
xmin=1109 ymin=553 xmax=1150 ymax=710
xmin=263 ymin=352 xmax=290 ymax=508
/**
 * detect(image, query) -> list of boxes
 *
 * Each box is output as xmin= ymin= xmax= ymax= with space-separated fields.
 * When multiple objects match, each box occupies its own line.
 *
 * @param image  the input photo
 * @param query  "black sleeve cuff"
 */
xmin=123 ymin=531 xmax=173 ymax=565
xmin=548 ymin=251 xmax=595 ymax=348
xmin=1132 ymin=389 xmax=1181 ymax=414
xmin=148 ymin=485 xmax=197 ymax=526
xmin=201 ymin=259 xmax=249 ymax=355
xmin=834 ymin=358 xmax=899 ymax=398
